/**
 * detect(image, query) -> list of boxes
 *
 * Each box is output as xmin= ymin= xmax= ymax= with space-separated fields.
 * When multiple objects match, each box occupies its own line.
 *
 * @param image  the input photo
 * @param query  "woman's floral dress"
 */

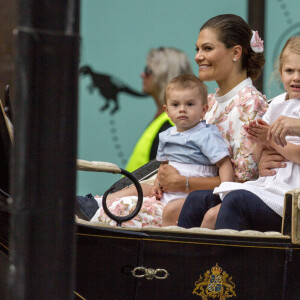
xmin=93 ymin=78 xmax=268 ymax=227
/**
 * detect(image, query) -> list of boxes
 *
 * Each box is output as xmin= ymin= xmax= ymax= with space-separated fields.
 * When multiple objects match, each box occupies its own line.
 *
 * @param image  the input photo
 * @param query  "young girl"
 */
xmin=211 ymin=36 xmax=300 ymax=232
xmin=151 ymin=74 xmax=234 ymax=226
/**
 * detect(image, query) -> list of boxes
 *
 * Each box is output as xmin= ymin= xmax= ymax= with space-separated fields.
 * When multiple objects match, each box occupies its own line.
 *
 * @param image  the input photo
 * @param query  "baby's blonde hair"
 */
xmin=165 ymin=74 xmax=208 ymax=105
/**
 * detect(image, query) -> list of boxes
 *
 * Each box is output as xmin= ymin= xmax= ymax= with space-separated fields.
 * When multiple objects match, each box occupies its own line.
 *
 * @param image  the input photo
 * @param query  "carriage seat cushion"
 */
xmin=75 ymin=189 xmax=300 ymax=243
xmin=76 ymin=217 xmax=288 ymax=239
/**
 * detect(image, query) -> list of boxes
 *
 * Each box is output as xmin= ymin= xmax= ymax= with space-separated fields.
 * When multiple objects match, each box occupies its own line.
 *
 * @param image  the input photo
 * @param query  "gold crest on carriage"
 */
xmin=193 ymin=263 xmax=236 ymax=299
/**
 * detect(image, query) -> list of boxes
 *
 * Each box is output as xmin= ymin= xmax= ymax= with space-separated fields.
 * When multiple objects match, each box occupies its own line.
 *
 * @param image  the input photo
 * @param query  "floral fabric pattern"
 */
xmin=205 ymin=79 xmax=268 ymax=181
xmin=97 ymin=196 xmax=165 ymax=228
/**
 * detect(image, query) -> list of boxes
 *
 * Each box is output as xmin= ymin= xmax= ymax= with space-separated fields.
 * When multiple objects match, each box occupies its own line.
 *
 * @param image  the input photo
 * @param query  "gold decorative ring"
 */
xmin=275 ymin=131 xmax=280 ymax=134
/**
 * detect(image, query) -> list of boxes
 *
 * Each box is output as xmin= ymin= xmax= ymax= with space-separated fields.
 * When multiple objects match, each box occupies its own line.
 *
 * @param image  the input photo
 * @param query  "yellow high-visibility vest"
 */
xmin=126 ymin=112 xmax=173 ymax=172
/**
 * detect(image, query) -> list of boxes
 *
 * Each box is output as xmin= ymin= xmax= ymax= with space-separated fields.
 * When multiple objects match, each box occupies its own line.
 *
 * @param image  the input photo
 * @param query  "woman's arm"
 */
xmin=157 ymin=164 xmax=220 ymax=193
xmin=269 ymin=116 xmax=300 ymax=147
xmin=269 ymin=138 xmax=300 ymax=164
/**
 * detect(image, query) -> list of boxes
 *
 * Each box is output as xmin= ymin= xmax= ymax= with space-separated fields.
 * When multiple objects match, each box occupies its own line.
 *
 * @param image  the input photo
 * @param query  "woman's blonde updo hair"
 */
xmin=146 ymin=47 xmax=193 ymax=106
xmin=200 ymin=14 xmax=265 ymax=81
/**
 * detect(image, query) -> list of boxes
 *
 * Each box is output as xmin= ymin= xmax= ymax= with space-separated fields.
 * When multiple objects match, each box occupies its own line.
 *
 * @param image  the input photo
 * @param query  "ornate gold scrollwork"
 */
xmin=131 ymin=267 xmax=169 ymax=280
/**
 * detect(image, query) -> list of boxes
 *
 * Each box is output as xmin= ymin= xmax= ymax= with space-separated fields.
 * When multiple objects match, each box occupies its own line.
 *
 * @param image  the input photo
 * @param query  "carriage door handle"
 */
xmin=131 ymin=267 xmax=169 ymax=280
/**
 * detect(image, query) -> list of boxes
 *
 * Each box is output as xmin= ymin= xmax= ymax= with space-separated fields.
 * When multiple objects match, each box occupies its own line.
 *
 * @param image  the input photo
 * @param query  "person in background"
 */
xmin=126 ymin=47 xmax=193 ymax=172
xmin=150 ymin=74 xmax=233 ymax=227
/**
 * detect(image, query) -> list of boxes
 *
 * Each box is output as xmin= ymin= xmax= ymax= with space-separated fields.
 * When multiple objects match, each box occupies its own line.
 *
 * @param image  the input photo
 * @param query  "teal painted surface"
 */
xmin=264 ymin=0 xmax=300 ymax=99
xmin=77 ymin=0 xmax=249 ymax=196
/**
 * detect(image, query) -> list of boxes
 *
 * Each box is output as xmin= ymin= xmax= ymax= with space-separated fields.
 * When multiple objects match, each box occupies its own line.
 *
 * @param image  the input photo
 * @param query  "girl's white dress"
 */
xmin=214 ymin=93 xmax=300 ymax=217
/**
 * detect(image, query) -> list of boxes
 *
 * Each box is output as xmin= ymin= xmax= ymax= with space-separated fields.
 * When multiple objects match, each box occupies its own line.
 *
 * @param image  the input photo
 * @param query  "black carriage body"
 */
xmin=1 ymin=196 xmax=300 ymax=299
xmin=75 ymin=222 xmax=300 ymax=300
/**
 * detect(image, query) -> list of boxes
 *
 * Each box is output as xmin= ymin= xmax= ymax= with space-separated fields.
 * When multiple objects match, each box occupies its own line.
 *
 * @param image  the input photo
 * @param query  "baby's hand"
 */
xmin=151 ymin=183 xmax=163 ymax=200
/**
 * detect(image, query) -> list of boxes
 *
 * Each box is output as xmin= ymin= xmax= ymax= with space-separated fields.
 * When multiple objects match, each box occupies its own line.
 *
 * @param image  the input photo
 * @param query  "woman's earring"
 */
xmin=233 ymin=58 xmax=237 ymax=62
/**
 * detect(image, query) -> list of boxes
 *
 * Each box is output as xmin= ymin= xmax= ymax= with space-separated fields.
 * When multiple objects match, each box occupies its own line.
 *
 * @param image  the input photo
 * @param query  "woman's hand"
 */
xmin=157 ymin=164 xmax=185 ymax=193
xmin=258 ymin=148 xmax=287 ymax=176
xmin=268 ymin=116 xmax=300 ymax=147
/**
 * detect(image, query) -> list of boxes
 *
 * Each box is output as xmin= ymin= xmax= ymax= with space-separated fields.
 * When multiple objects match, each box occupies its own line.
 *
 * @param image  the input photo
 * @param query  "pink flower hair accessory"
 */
xmin=250 ymin=30 xmax=264 ymax=53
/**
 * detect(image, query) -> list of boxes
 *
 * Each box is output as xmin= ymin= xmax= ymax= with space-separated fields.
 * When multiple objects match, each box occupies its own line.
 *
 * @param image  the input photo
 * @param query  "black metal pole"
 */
xmin=248 ymin=0 xmax=265 ymax=93
xmin=8 ymin=0 xmax=80 ymax=299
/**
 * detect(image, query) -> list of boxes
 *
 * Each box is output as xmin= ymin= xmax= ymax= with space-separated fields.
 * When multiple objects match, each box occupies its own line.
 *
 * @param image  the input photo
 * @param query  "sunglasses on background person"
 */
xmin=144 ymin=66 xmax=153 ymax=77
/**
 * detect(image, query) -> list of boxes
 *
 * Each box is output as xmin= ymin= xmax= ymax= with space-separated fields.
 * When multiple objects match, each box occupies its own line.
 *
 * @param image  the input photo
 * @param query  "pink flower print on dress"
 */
xmin=250 ymin=30 xmax=264 ymax=53
xmin=216 ymin=124 xmax=225 ymax=135
xmin=238 ymin=104 xmax=257 ymax=122
xmin=240 ymin=137 xmax=253 ymax=156
xmin=143 ymin=196 xmax=157 ymax=207
xmin=207 ymin=94 xmax=216 ymax=111
xmin=113 ymin=200 xmax=130 ymax=216
xmin=235 ymin=87 xmax=253 ymax=106
xmin=233 ymin=156 xmax=252 ymax=180
xmin=124 ymin=220 xmax=136 ymax=227
xmin=226 ymin=121 xmax=235 ymax=138
xmin=236 ymin=92 xmax=248 ymax=106
xmin=225 ymin=100 xmax=235 ymax=113
xmin=253 ymin=95 xmax=268 ymax=116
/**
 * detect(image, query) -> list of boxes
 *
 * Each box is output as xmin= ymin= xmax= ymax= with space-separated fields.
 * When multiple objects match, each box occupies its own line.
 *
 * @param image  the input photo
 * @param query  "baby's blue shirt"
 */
xmin=156 ymin=121 xmax=229 ymax=166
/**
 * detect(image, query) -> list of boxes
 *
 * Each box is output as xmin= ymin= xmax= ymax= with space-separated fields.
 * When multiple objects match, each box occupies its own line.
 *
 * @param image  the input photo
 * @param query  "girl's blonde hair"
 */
xmin=147 ymin=47 xmax=193 ymax=106
xmin=273 ymin=36 xmax=300 ymax=82
xmin=278 ymin=36 xmax=300 ymax=72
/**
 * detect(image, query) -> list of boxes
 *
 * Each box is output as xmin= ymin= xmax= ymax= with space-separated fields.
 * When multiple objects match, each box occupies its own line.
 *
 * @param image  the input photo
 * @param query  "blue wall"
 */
xmin=77 ymin=0 xmax=300 ymax=196
xmin=264 ymin=0 xmax=300 ymax=98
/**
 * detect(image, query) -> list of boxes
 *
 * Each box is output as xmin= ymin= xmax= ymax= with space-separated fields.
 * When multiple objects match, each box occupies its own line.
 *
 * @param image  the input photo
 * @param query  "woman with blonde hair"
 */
xmin=126 ymin=47 xmax=193 ymax=172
